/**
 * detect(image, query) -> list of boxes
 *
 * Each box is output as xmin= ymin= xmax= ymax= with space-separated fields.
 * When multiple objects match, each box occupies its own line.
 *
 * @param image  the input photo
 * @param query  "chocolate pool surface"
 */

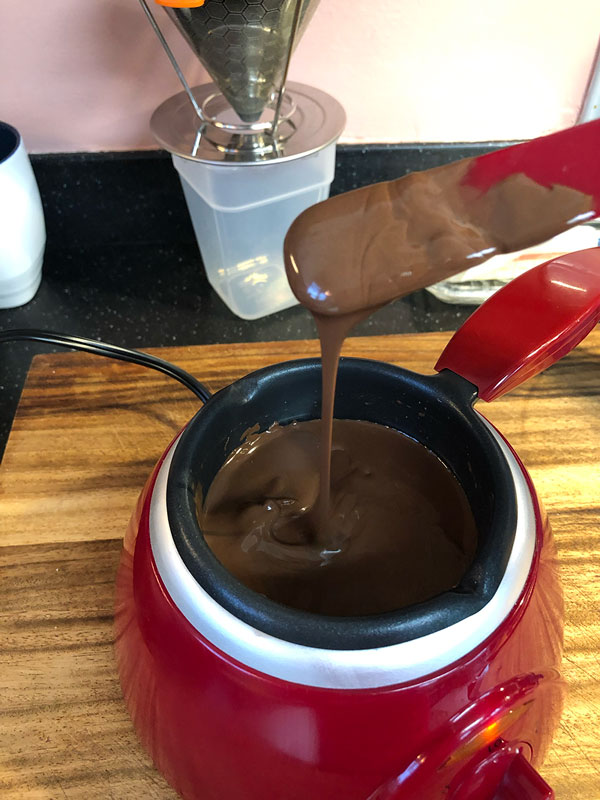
xmin=198 ymin=420 xmax=478 ymax=617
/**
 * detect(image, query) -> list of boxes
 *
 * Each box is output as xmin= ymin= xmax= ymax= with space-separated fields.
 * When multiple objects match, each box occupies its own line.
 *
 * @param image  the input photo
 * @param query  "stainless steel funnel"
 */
xmin=164 ymin=0 xmax=321 ymax=123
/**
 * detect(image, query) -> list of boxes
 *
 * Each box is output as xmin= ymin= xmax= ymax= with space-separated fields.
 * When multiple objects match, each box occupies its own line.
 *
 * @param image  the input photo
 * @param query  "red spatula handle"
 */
xmin=464 ymin=118 xmax=600 ymax=208
xmin=435 ymin=247 xmax=600 ymax=401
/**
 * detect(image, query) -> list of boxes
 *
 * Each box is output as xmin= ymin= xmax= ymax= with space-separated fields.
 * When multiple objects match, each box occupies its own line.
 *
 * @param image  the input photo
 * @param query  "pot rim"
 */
xmin=150 ymin=414 xmax=536 ymax=689
xmin=163 ymin=358 xmax=521 ymax=649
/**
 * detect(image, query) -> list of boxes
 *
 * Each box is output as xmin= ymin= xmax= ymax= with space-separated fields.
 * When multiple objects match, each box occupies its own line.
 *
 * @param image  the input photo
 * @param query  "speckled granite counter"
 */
xmin=0 ymin=144 xmax=504 ymax=458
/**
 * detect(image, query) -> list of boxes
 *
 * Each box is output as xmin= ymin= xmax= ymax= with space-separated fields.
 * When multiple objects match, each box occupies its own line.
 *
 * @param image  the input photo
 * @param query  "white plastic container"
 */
xmin=151 ymin=82 xmax=346 ymax=320
xmin=173 ymin=144 xmax=335 ymax=319
xmin=0 ymin=122 xmax=45 ymax=309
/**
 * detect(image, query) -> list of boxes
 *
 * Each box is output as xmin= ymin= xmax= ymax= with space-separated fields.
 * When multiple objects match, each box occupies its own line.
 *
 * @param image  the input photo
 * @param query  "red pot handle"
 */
xmin=435 ymin=247 xmax=600 ymax=401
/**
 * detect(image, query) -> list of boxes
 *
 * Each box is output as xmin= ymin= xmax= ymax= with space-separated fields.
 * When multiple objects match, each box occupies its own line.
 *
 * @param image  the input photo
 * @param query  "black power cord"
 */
xmin=0 ymin=329 xmax=212 ymax=403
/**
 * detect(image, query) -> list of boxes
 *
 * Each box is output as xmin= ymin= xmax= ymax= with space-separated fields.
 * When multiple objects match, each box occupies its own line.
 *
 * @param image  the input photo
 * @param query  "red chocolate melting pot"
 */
xmin=115 ymin=122 xmax=600 ymax=800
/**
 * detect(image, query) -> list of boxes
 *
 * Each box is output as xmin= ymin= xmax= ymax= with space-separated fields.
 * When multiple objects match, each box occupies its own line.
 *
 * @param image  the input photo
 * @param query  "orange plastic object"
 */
xmin=154 ymin=0 xmax=205 ymax=7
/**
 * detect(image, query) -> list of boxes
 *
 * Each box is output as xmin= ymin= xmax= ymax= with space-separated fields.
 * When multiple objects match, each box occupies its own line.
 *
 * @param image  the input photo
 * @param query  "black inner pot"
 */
xmin=166 ymin=358 xmax=517 ymax=650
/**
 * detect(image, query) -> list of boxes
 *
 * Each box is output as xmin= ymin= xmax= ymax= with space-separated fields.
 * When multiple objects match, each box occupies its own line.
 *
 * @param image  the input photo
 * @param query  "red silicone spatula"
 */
xmin=284 ymin=119 xmax=600 ymax=315
xmin=464 ymin=117 xmax=600 ymax=206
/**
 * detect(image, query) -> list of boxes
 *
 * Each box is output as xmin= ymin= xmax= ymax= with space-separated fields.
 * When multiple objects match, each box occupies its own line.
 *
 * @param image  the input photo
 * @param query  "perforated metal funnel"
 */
xmin=164 ymin=0 xmax=321 ymax=123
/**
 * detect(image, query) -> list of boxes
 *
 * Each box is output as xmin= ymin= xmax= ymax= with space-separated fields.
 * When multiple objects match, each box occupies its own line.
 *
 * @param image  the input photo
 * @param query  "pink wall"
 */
xmin=1 ymin=0 xmax=599 ymax=153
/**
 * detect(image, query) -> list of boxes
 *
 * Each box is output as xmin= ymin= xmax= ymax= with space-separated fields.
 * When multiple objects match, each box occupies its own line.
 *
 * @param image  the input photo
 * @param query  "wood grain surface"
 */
xmin=1 ymin=332 xmax=599 ymax=799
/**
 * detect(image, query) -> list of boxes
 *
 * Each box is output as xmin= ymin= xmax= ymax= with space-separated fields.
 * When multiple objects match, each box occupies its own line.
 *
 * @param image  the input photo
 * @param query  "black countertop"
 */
xmin=0 ymin=143 xmax=503 ymax=459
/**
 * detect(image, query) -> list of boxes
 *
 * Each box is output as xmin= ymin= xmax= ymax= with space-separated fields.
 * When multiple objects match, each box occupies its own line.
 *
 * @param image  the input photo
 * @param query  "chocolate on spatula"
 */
xmin=284 ymin=119 xmax=600 ymax=316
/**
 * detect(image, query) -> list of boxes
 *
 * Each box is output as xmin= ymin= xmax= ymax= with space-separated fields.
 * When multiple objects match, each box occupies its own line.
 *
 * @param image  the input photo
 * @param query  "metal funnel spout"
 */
xmin=164 ymin=0 xmax=321 ymax=123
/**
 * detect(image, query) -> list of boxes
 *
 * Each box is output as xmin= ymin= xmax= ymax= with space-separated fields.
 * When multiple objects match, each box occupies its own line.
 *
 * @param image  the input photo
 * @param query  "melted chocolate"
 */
xmin=199 ymin=420 xmax=478 ymax=616
xmin=197 ymin=159 xmax=593 ymax=619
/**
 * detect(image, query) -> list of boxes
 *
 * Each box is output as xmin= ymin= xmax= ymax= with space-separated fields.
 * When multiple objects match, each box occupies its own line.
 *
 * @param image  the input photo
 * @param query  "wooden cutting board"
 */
xmin=1 ymin=332 xmax=599 ymax=799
